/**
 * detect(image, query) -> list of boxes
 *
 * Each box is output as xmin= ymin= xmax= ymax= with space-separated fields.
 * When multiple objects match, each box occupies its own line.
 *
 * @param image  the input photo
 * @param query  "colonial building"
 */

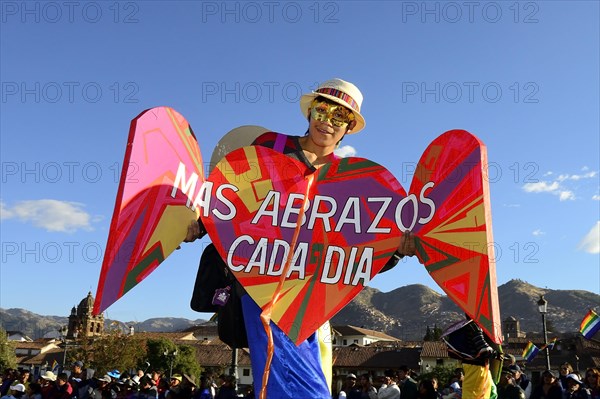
xmin=332 ymin=325 xmax=400 ymax=346
xmin=67 ymin=292 xmax=104 ymax=338
xmin=503 ymin=316 xmax=526 ymax=339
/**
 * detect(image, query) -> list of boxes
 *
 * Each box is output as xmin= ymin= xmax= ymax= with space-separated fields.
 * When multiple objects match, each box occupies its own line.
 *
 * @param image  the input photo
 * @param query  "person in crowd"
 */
xmin=87 ymin=376 xmax=112 ymax=399
xmin=398 ymin=366 xmax=418 ymax=399
xmin=135 ymin=376 xmax=157 ymax=399
xmin=17 ymin=371 xmax=30 ymax=392
xmin=48 ymin=373 xmax=73 ymax=399
xmin=40 ymin=372 xmax=57 ymax=399
xmin=417 ymin=379 xmax=438 ymax=399
xmin=69 ymin=362 xmax=88 ymax=399
xmin=213 ymin=375 xmax=235 ymax=399
xmin=530 ymin=370 xmax=562 ymax=399
xmin=2 ymin=383 xmax=26 ymax=399
xmin=583 ymin=368 xmax=600 ymax=399
xmin=559 ymin=364 xmax=575 ymax=391
xmin=165 ymin=375 xmax=182 ymax=399
xmin=26 ymin=383 xmax=43 ymax=399
xmin=338 ymin=374 xmax=361 ymax=399
xmin=509 ymin=365 xmax=532 ymax=399
xmin=1 ymin=370 xmax=18 ymax=396
xmin=377 ymin=369 xmax=400 ymax=399
xmin=564 ymin=374 xmax=591 ymax=399
xmin=497 ymin=369 xmax=525 ymax=399
xmin=358 ymin=374 xmax=377 ymax=399
xmin=192 ymin=376 xmax=211 ymax=399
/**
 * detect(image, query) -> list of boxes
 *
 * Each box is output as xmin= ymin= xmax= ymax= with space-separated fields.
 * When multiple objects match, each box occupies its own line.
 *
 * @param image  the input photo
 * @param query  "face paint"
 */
xmin=310 ymin=99 xmax=355 ymax=127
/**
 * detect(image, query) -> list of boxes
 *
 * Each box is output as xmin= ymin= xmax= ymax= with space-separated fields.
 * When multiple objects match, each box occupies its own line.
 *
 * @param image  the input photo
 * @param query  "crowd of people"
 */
xmin=0 ymin=360 xmax=598 ymax=399
xmin=333 ymin=363 xmax=600 ymax=399
xmin=0 ymin=363 xmax=250 ymax=399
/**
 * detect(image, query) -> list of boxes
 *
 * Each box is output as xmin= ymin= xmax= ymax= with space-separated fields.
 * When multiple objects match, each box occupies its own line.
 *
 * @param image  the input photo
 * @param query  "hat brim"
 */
xmin=300 ymin=93 xmax=365 ymax=134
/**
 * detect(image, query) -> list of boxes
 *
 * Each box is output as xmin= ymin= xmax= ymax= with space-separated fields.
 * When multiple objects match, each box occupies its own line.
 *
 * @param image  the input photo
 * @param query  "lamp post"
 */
xmin=164 ymin=349 xmax=178 ymax=378
xmin=537 ymin=295 xmax=551 ymax=370
xmin=60 ymin=327 xmax=79 ymax=372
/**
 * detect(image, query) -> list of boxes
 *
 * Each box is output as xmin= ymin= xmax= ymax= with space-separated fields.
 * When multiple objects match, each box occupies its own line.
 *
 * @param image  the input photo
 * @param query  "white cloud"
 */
xmin=521 ymin=167 xmax=599 ymax=201
xmin=558 ymin=191 xmax=575 ymax=201
xmin=532 ymin=229 xmax=545 ymax=236
xmin=0 ymin=200 xmax=14 ymax=219
xmin=334 ymin=145 xmax=357 ymax=158
xmin=522 ymin=181 xmax=560 ymax=193
xmin=557 ymin=171 xmax=597 ymax=182
xmin=578 ymin=221 xmax=600 ymax=254
xmin=1 ymin=199 xmax=93 ymax=233
xmin=593 ymin=195 xmax=600 ymax=201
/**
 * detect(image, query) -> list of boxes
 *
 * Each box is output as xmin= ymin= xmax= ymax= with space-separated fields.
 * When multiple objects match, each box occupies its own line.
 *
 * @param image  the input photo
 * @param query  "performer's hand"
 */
xmin=183 ymin=219 xmax=203 ymax=242
xmin=397 ymin=230 xmax=416 ymax=257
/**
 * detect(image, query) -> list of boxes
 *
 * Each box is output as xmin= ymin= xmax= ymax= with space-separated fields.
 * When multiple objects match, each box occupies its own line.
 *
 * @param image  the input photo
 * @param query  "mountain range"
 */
xmin=1 ymin=279 xmax=598 ymax=341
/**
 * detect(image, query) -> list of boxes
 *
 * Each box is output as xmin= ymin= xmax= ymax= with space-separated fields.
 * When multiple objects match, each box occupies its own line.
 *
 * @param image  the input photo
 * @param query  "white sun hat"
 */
xmin=299 ymin=78 xmax=366 ymax=133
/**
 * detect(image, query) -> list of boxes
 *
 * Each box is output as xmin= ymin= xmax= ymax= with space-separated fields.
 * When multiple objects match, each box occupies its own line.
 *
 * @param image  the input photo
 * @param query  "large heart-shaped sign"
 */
xmin=411 ymin=130 xmax=501 ymax=344
xmin=94 ymin=103 xmax=501 ymax=346
xmin=200 ymin=145 xmax=404 ymax=344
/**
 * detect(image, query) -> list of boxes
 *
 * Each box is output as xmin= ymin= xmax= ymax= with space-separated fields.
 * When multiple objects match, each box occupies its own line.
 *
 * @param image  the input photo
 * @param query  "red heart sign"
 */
xmin=201 ymin=145 xmax=404 ymax=344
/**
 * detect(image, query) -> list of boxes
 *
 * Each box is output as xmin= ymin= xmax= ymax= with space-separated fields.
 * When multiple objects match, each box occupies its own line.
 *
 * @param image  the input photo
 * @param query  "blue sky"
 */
xmin=1 ymin=1 xmax=598 ymax=324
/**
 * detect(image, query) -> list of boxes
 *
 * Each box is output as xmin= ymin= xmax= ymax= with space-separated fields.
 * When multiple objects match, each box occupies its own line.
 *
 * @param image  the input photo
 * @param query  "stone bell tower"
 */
xmin=67 ymin=292 xmax=104 ymax=338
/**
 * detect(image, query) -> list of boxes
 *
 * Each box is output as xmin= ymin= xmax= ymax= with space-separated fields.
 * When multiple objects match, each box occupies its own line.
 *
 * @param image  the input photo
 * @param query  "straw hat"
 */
xmin=41 ymin=371 xmax=57 ymax=381
xmin=299 ymin=78 xmax=365 ymax=134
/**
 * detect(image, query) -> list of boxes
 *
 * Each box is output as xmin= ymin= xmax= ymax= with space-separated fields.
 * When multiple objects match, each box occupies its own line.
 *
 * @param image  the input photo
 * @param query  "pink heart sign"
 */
xmin=200 ymin=145 xmax=406 ymax=344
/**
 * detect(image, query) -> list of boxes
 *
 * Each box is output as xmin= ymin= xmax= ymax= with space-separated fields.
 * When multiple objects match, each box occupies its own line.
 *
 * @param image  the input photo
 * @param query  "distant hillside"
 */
xmin=1 ymin=280 xmax=597 ymax=341
xmin=332 ymin=279 xmax=599 ymax=340
xmin=0 ymin=309 xmax=208 ymax=339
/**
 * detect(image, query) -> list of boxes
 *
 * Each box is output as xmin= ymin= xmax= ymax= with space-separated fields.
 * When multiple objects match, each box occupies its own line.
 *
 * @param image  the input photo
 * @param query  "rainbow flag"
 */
xmin=522 ymin=341 xmax=539 ymax=363
xmin=580 ymin=309 xmax=600 ymax=340
xmin=51 ymin=360 xmax=59 ymax=373
xmin=541 ymin=337 xmax=557 ymax=351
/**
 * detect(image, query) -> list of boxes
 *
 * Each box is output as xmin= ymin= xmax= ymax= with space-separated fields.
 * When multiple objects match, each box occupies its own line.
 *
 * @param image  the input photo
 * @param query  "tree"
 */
xmin=71 ymin=329 xmax=146 ymax=375
xmin=0 ymin=328 xmax=17 ymax=370
xmin=419 ymin=365 xmax=458 ymax=388
xmin=145 ymin=338 xmax=202 ymax=381
xmin=423 ymin=325 xmax=443 ymax=341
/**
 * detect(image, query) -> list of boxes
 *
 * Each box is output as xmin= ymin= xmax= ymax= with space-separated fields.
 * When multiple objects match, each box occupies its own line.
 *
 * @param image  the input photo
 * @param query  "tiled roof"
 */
xmin=13 ymin=341 xmax=58 ymax=350
xmin=420 ymin=341 xmax=449 ymax=358
xmin=131 ymin=332 xmax=196 ymax=340
xmin=17 ymin=348 xmax=63 ymax=366
xmin=190 ymin=343 xmax=251 ymax=367
xmin=332 ymin=325 xmax=400 ymax=341
xmin=332 ymin=345 xmax=420 ymax=370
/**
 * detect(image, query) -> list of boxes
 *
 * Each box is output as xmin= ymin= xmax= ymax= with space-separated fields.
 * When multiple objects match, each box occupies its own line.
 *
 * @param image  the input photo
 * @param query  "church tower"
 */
xmin=67 ymin=292 xmax=104 ymax=338
xmin=503 ymin=316 xmax=525 ymax=338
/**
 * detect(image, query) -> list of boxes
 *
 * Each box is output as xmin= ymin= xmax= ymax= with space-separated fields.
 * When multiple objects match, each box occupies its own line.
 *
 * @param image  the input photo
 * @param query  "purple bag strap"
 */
xmin=273 ymin=133 xmax=287 ymax=153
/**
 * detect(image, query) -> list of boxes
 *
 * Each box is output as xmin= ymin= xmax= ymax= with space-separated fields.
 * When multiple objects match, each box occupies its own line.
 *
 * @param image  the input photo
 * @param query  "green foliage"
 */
xmin=145 ymin=338 xmax=202 ymax=381
xmin=423 ymin=325 xmax=443 ymax=341
xmin=418 ymin=365 xmax=459 ymax=388
xmin=70 ymin=330 xmax=146 ymax=375
xmin=0 ymin=328 xmax=17 ymax=370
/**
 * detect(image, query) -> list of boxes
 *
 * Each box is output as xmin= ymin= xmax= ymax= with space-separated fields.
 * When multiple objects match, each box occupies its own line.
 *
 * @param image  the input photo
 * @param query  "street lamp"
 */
xmin=537 ymin=295 xmax=551 ymax=370
xmin=164 ymin=349 xmax=178 ymax=378
xmin=60 ymin=327 xmax=78 ymax=370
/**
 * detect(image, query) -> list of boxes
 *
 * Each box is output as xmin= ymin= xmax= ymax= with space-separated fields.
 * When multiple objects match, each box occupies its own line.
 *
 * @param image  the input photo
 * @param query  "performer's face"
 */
xmin=307 ymin=99 xmax=356 ymax=149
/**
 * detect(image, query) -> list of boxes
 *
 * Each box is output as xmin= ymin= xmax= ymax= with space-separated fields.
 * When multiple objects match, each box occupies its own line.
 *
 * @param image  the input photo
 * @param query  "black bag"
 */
xmin=190 ymin=243 xmax=248 ymax=348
